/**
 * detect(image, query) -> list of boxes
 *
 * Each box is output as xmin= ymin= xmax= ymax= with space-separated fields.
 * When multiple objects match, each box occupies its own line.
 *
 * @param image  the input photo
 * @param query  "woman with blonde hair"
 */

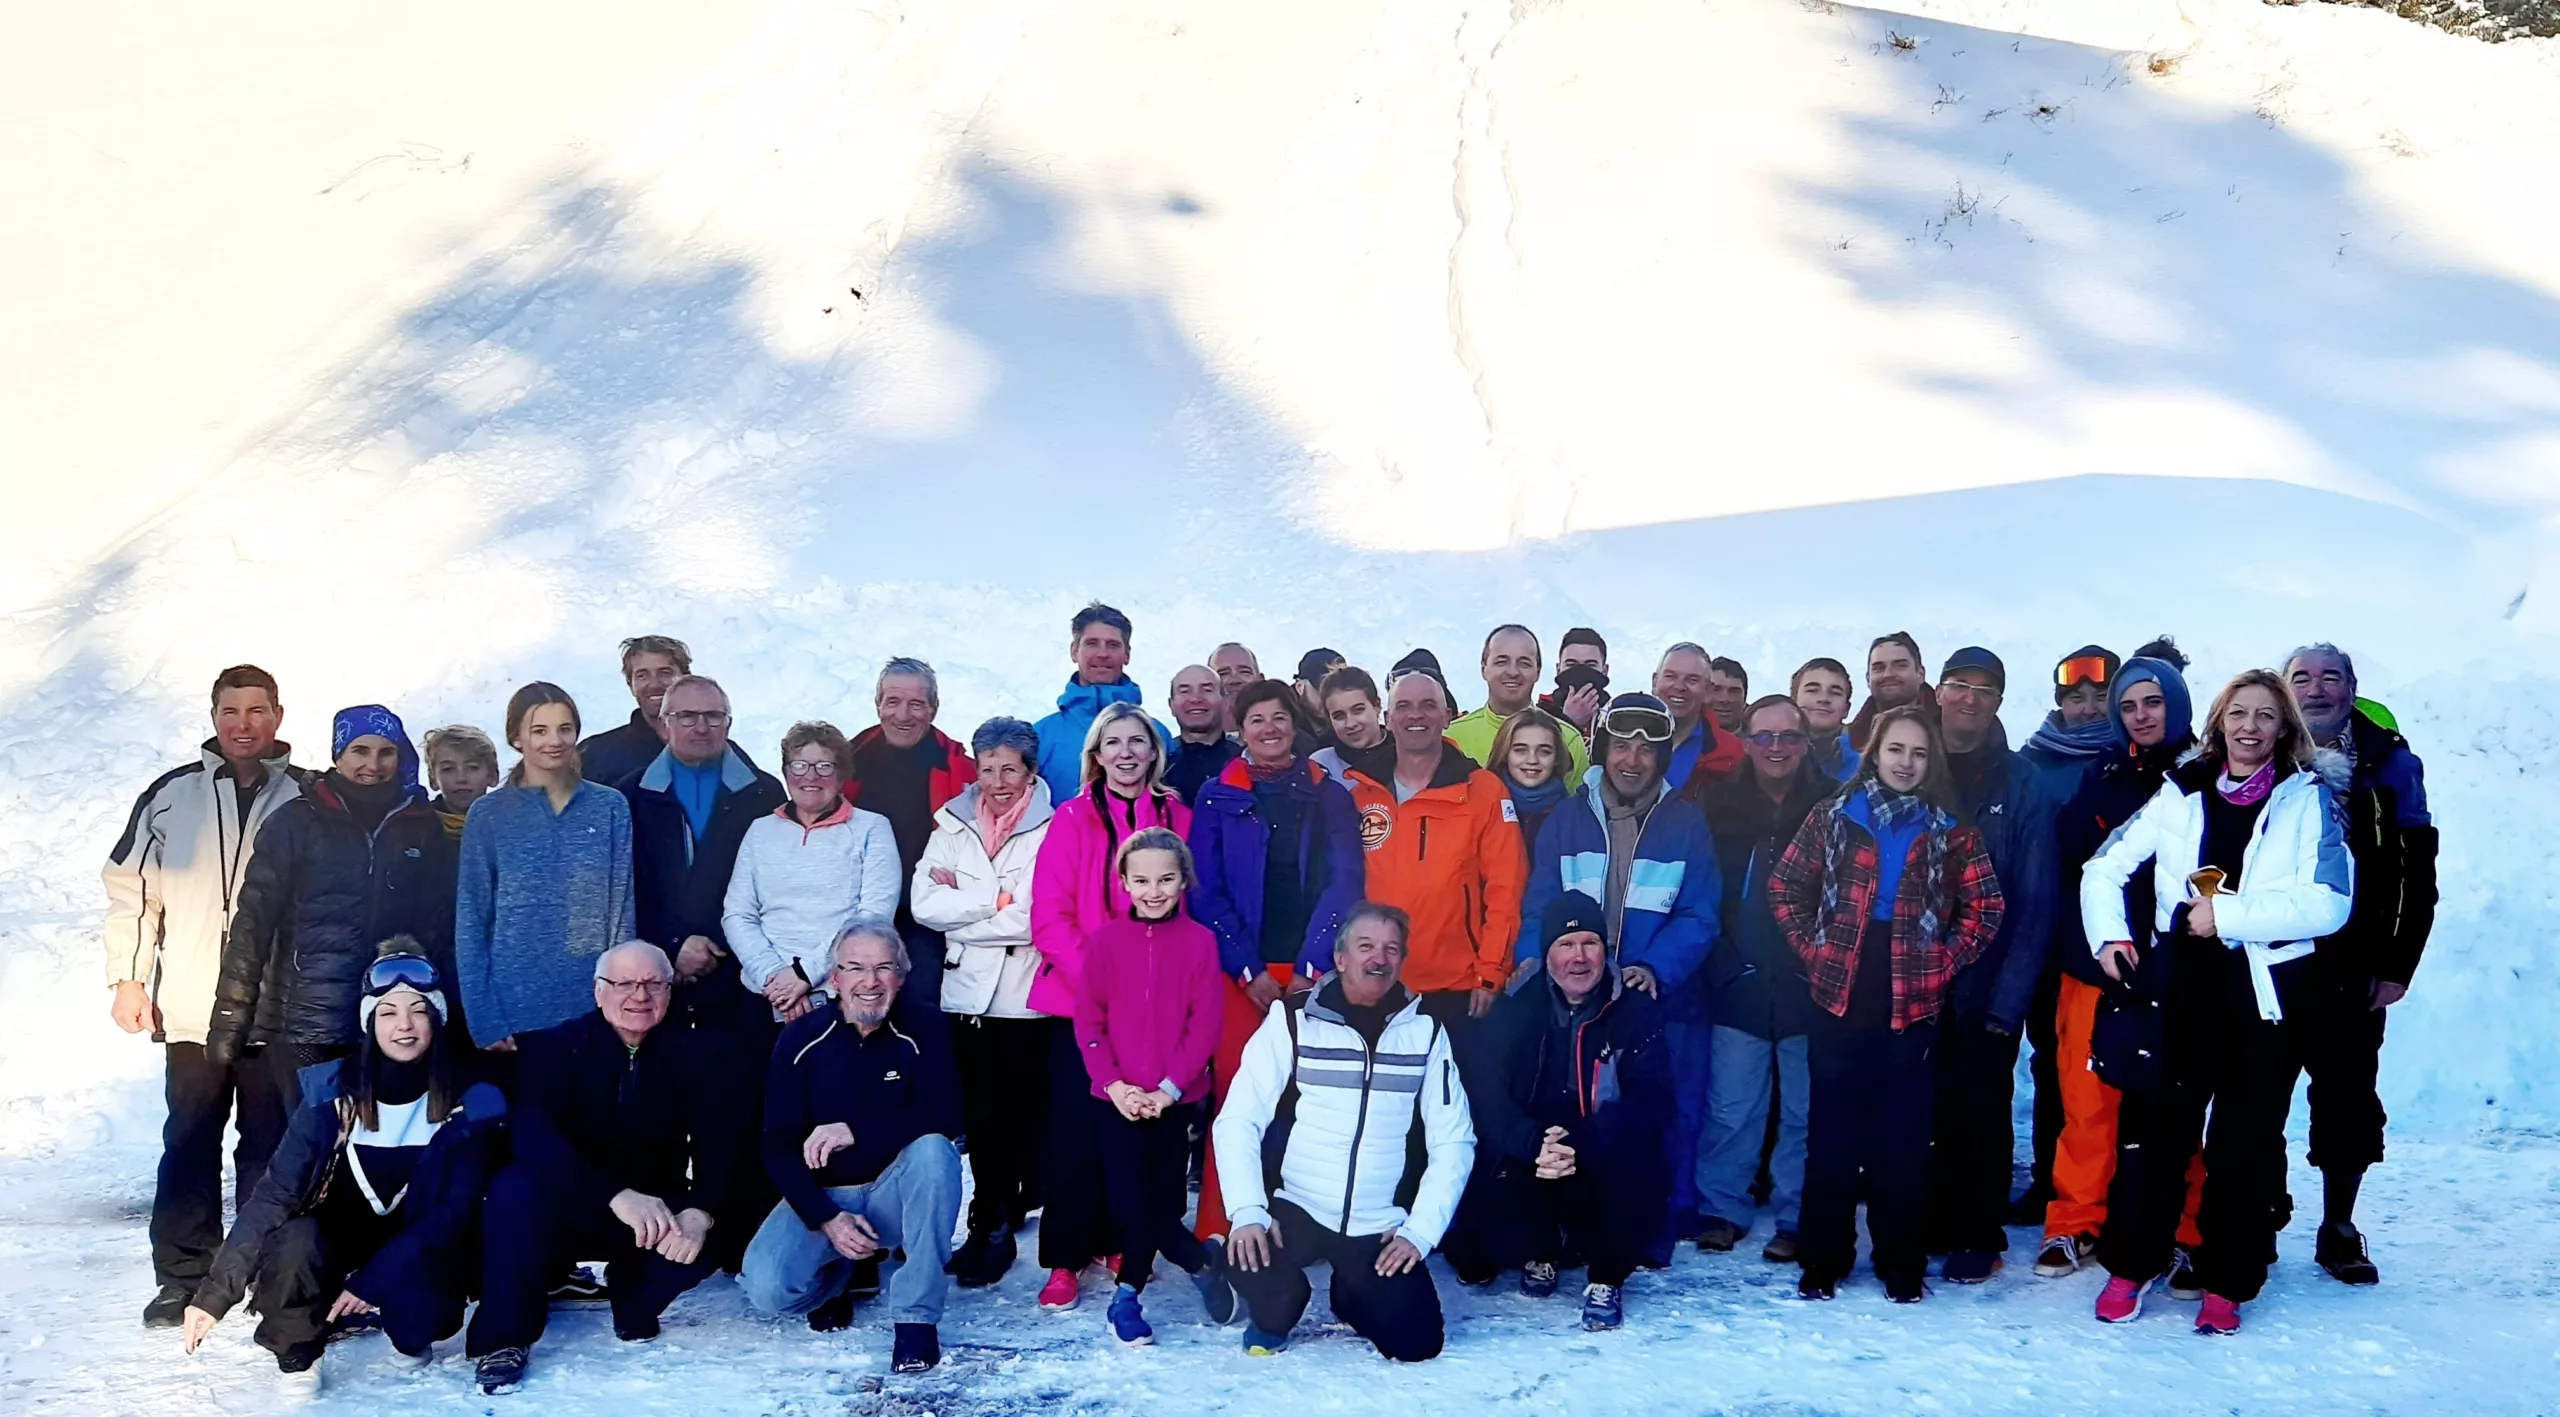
xmin=2079 ymin=669 xmax=2352 ymax=1336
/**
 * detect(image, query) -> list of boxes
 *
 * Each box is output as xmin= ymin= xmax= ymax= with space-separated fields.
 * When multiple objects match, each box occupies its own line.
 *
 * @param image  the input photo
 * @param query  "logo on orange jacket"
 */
xmin=1357 ymin=802 xmax=1393 ymax=851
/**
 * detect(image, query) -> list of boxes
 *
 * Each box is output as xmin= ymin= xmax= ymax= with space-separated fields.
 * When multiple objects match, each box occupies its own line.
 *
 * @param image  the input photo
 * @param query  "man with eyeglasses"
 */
xmin=467 ymin=942 xmax=738 ymax=1394
xmin=2282 ymin=643 xmax=2435 ymax=1286
xmin=620 ymin=676 xmax=786 ymax=1033
xmin=741 ymin=924 xmax=964 ymax=1372
xmin=1518 ymin=692 xmax=1721 ymax=1254
xmin=581 ymin=635 xmax=693 ymax=788
xmin=1922 ymin=648 xmax=2062 ymax=1286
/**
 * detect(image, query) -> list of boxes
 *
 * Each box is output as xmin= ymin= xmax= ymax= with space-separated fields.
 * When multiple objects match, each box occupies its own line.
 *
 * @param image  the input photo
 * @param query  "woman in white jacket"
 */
xmin=912 ymin=717 xmax=1057 ymax=1290
xmin=2078 ymin=669 xmax=2353 ymax=1337
xmin=723 ymin=721 xmax=901 ymax=1023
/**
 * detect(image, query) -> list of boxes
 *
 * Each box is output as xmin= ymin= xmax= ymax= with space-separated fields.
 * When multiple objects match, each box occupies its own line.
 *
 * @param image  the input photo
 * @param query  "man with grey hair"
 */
xmin=1216 ymin=903 xmax=1474 ymax=1360
xmin=846 ymin=657 xmax=978 ymax=1010
xmin=742 ymin=923 xmax=964 ymax=1373
xmin=1651 ymin=643 xmax=1744 ymax=789
xmin=582 ymin=634 xmax=694 ymax=787
xmin=465 ymin=940 xmax=739 ymax=1394
xmin=2282 ymin=643 xmax=2436 ymax=1286
xmin=621 ymin=674 xmax=785 ymax=1031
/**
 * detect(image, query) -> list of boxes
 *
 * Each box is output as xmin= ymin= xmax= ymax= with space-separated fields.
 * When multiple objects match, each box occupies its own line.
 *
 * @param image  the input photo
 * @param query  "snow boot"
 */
xmin=1694 ymin=1216 xmax=1746 ymax=1252
xmin=1942 ymin=1249 xmax=2002 ymax=1284
xmin=951 ymin=1227 xmax=1016 ymax=1289
xmin=808 ymin=1289 xmax=857 ymax=1333
xmin=2316 ymin=1221 xmax=2379 ymax=1285
xmin=1761 ymin=1231 xmax=1799 ymax=1265
xmin=891 ymin=1322 xmax=941 ymax=1372
xmin=144 ymin=1284 xmax=191 ymax=1330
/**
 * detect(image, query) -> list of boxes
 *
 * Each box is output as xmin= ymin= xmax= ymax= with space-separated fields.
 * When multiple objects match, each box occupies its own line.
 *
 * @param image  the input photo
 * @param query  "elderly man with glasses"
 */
xmin=739 ymin=923 xmax=964 ymax=1373
xmin=1517 ymin=692 xmax=1723 ymax=1257
xmin=465 ymin=941 xmax=741 ymax=1395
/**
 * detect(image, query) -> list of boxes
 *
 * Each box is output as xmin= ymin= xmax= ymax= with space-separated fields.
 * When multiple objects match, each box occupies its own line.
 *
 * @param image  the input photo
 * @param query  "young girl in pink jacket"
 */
xmin=1075 ymin=828 xmax=1233 ymax=1345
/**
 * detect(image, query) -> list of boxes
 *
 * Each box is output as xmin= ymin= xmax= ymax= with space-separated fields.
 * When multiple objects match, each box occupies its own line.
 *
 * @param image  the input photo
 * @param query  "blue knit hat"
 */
xmin=2110 ymin=657 xmax=2193 ymax=745
xmin=331 ymin=705 xmax=420 ymax=790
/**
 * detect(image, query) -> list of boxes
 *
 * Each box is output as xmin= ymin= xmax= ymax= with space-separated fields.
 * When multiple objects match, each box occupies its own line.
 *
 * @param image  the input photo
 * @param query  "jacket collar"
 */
xmin=201 ymin=739 xmax=297 ymax=780
xmin=1055 ymin=675 xmax=1144 ymax=715
xmin=637 ymin=742 xmax=762 ymax=795
xmin=1352 ymin=738 xmax=1477 ymax=796
xmin=772 ymin=796 xmax=855 ymax=832
xmin=938 ymin=780 xmax=1057 ymax=837
xmin=1300 ymin=974 xmax=1421 ymax=1028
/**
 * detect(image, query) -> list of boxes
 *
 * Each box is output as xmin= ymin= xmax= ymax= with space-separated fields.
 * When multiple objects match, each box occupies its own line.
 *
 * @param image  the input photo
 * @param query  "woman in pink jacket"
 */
xmin=1076 ymin=828 xmax=1232 ymax=1346
xmin=1027 ymin=702 xmax=1192 ymax=1310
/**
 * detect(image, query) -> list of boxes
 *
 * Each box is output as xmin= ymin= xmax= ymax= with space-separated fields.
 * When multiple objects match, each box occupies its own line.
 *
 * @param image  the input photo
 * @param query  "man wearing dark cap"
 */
xmin=1291 ymin=647 xmax=1346 ymax=739
xmin=1445 ymin=891 xmax=1671 ymax=1331
xmin=1518 ymin=692 xmax=1722 ymax=1254
xmin=1925 ymin=648 xmax=2061 ymax=1285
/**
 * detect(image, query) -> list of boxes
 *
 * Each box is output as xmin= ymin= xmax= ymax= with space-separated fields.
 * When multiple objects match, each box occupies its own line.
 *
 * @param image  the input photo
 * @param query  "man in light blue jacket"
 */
xmin=1030 ymin=602 xmax=1173 ymax=801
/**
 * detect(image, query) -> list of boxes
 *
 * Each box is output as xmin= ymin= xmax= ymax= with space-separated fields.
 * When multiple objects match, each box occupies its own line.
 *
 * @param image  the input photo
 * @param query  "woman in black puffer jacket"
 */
xmin=208 ymin=707 xmax=459 ymax=1097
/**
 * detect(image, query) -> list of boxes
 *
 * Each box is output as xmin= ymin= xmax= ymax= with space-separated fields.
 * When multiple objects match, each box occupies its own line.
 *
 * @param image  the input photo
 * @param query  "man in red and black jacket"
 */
xmin=845 ymin=657 xmax=977 ymax=1011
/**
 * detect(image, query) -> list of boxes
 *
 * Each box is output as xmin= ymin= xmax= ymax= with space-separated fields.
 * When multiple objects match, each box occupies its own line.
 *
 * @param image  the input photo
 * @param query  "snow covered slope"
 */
xmin=4 ymin=0 xmax=2560 ymax=1407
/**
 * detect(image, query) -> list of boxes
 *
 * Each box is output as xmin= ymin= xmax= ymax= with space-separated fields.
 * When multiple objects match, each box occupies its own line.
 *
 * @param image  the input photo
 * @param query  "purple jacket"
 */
xmin=1186 ymin=757 xmax=1366 ymax=980
xmin=1074 ymin=911 xmax=1224 ymax=1103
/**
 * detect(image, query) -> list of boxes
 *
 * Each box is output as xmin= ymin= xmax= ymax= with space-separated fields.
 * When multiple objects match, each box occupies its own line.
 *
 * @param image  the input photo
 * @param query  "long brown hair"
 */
xmin=2200 ymin=668 xmax=2314 ymax=772
xmin=1489 ymin=706 xmax=1567 ymax=785
xmin=502 ymin=681 xmax=581 ymax=787
xmin=1845 ymin=704 xmax=1960 ymax=814
xmin=344 ymin=938 xmax=459 ymax=1131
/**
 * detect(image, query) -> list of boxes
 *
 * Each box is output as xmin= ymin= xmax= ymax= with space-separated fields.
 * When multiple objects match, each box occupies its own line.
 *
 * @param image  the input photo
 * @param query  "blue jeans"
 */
xmin=1694 ymin=1026 xmax=1809 ymax=1234
xmin=740 ymin=1134 xmax=963 ymax=1326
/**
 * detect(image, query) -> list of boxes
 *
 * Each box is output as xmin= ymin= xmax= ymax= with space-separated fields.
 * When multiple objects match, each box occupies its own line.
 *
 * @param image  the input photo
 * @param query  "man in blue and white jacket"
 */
xmin=1215 ymin=903 xmax=1474 ymax=1362
xmin=1517 ymin=692 xmax=1721 ymax=1246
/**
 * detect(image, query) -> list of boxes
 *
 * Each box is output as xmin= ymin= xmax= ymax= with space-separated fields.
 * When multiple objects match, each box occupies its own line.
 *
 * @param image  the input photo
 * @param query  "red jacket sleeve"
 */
xmin=1769 ymin=809 xmax=1830 ymax=967
xmin=1942 ymin=826 xmax=2005 ymax=971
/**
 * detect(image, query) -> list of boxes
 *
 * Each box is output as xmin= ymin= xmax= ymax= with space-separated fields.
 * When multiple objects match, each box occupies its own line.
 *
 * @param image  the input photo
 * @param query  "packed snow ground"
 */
xmin=5 ymin=0 xmax=2560 ymax=1412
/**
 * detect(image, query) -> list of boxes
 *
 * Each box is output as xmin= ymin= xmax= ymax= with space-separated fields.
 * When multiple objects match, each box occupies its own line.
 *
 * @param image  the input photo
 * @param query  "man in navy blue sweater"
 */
xmin=740 ymin=923 xmax=964 ymax=1373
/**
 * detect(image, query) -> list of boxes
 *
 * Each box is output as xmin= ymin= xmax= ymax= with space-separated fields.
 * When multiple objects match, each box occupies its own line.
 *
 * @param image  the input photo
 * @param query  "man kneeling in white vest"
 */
xmin=1214 ymin=901 xmax=1475 ymax=1360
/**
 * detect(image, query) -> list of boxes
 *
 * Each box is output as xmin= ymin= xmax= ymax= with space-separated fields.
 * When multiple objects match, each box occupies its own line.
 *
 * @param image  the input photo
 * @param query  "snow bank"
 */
xmin=4 ymin=0 xmax=2557 ymax=1152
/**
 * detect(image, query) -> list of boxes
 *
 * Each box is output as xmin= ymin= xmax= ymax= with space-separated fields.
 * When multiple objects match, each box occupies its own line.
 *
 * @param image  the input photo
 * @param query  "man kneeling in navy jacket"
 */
xmin=740 ymin=922 xmax=964 ymax=1374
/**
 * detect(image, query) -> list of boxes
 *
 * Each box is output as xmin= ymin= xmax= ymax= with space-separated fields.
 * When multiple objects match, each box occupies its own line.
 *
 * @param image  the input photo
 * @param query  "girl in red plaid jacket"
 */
xmin=1767 ymin=707 xmax=2005 ymax=1301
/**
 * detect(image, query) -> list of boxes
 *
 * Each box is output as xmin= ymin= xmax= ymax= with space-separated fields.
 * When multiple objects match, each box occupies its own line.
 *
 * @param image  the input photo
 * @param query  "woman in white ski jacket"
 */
xmin=724 ymin=721 xmax=901 ymax=1023
xmin=912 ymin=718 xmax=1058 ymax=1291
xmin=2077 ymin=668 xmax=2353 ymax=1337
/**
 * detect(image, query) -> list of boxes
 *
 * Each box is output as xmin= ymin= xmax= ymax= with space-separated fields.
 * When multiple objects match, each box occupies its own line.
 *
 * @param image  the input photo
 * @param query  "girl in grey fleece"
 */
xmin=453 ymin=779 xmax=636 ymax=1046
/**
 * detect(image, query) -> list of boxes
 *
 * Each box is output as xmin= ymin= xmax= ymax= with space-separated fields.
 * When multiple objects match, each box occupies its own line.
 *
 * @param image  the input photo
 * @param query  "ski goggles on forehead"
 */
xmin=1600 ymin=705 xmax=1675 ymax=742
xmin=365 ymin=953 xmax=443 ymax=995
xmin=2055 ymin=655 xmax=2114 ymax=690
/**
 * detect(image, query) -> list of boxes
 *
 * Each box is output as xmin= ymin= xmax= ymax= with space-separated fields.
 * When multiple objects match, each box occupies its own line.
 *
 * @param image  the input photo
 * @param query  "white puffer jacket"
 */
xmin=912 ymin=783 xmax=1055 ymax=1019
xmin=102 ymin=742 xmax=303 ymax=1043
xmin=1212 ymin=980 xmax=1475 ymax=1254
xmin=2080 ymin=752 xmax=2354 ymax=1021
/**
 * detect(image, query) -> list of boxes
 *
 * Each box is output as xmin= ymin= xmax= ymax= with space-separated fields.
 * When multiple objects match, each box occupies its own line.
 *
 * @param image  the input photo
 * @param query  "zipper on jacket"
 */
xmin=1337 ymin=1031 xmax=1379 ymax=1233
xmin=1418 ymin=817 xmax=1430 ymax=862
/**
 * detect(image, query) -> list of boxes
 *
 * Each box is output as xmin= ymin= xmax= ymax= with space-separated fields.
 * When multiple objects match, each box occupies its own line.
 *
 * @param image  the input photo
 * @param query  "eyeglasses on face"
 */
xmin=785 ymin=760 xmax=842 ymax=779
xmin=1936 ymin=680 xmax=2000 ymax=703
xmin=666 ymin=710 xmax=731 ymax=729
xmin=1744 ymin=730 xmax=1810 ymax=748
xmin=599 ymin=977 xmax=672 ymax=998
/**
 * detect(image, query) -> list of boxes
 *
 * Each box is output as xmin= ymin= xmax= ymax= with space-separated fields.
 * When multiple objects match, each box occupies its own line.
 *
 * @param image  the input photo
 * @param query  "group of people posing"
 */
xmin=102 ymin=605 xmax=2437 ymax=1399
